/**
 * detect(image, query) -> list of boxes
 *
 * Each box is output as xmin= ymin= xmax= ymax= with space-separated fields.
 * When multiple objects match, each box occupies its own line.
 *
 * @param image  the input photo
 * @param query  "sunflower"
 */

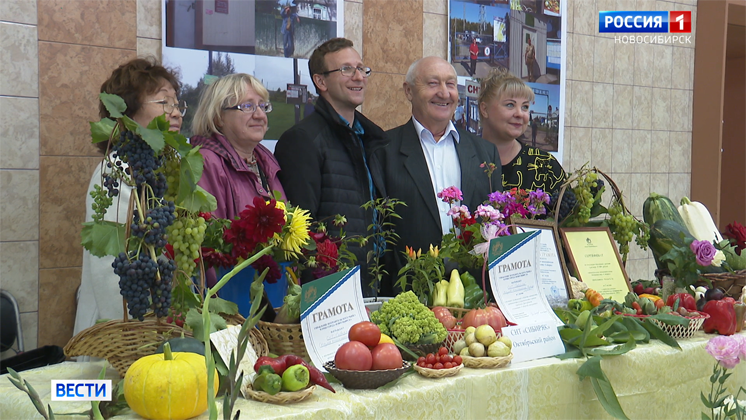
xmin=280 ymin=207 xmax=311 ymax=259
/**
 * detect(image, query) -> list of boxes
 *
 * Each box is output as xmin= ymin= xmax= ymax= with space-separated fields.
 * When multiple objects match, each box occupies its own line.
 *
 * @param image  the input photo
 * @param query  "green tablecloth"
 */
xmin=2 ymin=331 xmax=745 ymax=420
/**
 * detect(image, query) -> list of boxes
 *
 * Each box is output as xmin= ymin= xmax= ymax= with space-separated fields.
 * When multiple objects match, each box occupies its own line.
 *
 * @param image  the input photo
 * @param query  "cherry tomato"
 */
xmin=438 ymin=347 xmax=448 ymax=356
xmin=370 ymin=343 xmax=403 ymax=370
xmin=417 ymin=356 xmax=426 ymax=364
xmin=418 ymin=361 xmax=426 ymax=367
xmin=426 ymin=354 xmax=436 ymax=364
xmin=335 ymin=341 xmax=373 ymax=371
xmin=441 ymin=355 xmax=452 ymax=363
xmin=453 ymin=355 xmax=462 ymax=365
xmin=348 ymin=321 xmax=382 ymax=347
xmin=433 ymin=362 xmax=444 ymax=370
xmin=426 ymin=363 xmax=433 ymax=369
xmin=444 ymin=362 xmax=453 ymax=369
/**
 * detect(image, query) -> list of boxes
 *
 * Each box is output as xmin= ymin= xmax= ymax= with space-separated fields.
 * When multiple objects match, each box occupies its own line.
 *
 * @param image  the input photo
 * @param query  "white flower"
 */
xmin=711 ymin=250 xmax=726 ymax=267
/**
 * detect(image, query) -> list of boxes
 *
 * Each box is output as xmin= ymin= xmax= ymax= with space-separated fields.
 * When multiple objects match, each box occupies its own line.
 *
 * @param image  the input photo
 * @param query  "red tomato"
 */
xmin=441 ymin=355 xmax=452 ymax=363
xmin=418 ymin=361 xmax=426 ymax=367
xmin=438 ymin=347 xmax=448 ymax=356
xmin=426 ymin=354 xmax=436 ymax=364
xmin=426 ymin=363 xmax=433 ymax=369
xmin=417 ymin=356 xmax=426 ymax=364
xmin=433 ymin=362 xmax=444 ymax=370
xmin=348 ymin=321 xmax=381 ymax=347
xmin=435 ymin=355 xmax=441 ymax=363
xmin=370 ymin=343 xmax=403 ymax=370
xmin=453 ymin=355 xmax=462 ymax=365
xmin=335 ymin=341 xmax=373 ymax=371
xmin=444 ymin=362 xmax=453 ymax=369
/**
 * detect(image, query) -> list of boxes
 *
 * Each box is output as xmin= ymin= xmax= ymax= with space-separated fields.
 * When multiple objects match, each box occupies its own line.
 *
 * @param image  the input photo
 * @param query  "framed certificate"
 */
xmin=509 ymin=217 xmax=572 ymax=306
xmin=559 ymin=227 xmax=631 ymax=301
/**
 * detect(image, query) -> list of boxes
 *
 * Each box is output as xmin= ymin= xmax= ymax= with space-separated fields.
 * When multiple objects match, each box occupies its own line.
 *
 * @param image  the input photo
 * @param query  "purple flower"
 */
xmin=706 ymin=335 xmax=743 ymax=369
xmin=488 ymin=191 xmax=510 ymax=206
xmin=691 ymin=240 xmax=717 ymax=266
xmin=437 ymin=186 xmax=463 ymax=204
xmin=733 ymin=334 xmax=746 ymax=360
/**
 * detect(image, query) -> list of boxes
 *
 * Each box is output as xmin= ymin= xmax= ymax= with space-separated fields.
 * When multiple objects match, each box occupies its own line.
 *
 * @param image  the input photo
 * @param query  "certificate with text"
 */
xmin=488 ymin=231 xmax=560 ymax=326
xmin=560 ymin=227 xmax=631 ymax=301
xmin=300 ymin=266 xmax=368 ymax=372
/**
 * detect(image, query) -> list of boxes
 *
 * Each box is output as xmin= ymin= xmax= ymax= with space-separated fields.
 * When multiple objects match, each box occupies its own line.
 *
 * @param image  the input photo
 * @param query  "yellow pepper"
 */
xmin=585 ymin=288 xmax=604 ymax=307
xmin=638 ymin=293 xmax=661 ymax=302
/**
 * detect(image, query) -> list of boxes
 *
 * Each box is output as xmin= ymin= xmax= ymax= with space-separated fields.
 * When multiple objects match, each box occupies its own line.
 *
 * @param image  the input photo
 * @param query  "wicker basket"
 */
xmin=256 ymin=321 xmax=309 ymax=361
xmin=699 ymin=270 xmax=746 ymax=301
xmin=413 ymin=363 xmax=463 ymax=378
xmin=461 ymin=353 xmax=513 ymax=369
xmin=64 ymin=315 xmax=267 ymax=377
xmin=650 ymin=312 xmax=710 ymax=339
xmin=445 ymin=329 xmax=466 ymax=353
xmin=323 ymin=361 xmax=411 ymax=389
xmin=243 ymin=384 xmax=316 ymax=404
xmin=401 ymin=342 xmax=444 ymax=361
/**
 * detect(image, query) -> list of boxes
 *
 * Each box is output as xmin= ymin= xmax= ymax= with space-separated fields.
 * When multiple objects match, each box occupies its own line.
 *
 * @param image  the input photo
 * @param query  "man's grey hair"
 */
xmin=405 ymin=57 xmax=458 ymax=85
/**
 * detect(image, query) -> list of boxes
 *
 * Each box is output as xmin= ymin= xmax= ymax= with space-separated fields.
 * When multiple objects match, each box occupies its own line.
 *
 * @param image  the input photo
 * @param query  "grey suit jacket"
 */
xmin=377 ymin=118 xmax=502 ymax=279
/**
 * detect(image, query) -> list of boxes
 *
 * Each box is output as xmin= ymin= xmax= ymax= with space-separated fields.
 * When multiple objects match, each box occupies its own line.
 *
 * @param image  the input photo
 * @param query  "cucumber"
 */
xmin=155 ymin=337 xmax=205 ymax=356
xmin=643 ymin=193 xmax=688 ymax=229
xmin=649 ymin=219 xmax=724 ymax=273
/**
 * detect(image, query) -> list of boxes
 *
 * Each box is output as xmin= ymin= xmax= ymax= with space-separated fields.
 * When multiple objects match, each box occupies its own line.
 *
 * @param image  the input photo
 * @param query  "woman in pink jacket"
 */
xmin=190 ymin=73 xmax=285 ymax=220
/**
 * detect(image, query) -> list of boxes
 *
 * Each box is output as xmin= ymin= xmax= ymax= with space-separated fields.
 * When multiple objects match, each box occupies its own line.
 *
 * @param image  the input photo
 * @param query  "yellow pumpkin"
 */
xmin=124 ymin=343 xmax=218 ymax=420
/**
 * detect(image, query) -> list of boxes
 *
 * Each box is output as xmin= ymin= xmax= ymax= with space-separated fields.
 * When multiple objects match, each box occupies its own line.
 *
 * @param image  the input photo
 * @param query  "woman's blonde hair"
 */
xmin=191 ymin=73 xmax=270 ymax=137
xmin=477 ymin=68 xmax=534 ymax=117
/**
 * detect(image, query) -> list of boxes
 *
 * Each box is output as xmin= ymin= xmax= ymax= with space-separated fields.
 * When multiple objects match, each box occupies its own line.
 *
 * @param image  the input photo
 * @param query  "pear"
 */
xmin=475 ymin=325 xmax=497 ymax=347
xmin=487 ymin=341 xmax=511 ymax=357
xmin=452 ymin=339 xmax=467 ymax=355
xmin=465 ymin=332 xmax=477 ymax=346
xmin=465 ymin=326 xmax=476 ymax=335
xmin=459 ymin=347 xmax=471 ymax=356
xmin=468 ymin=342 xmax=486 ymax=357
xmin=497 ymin=335 xmax=513 ymax=350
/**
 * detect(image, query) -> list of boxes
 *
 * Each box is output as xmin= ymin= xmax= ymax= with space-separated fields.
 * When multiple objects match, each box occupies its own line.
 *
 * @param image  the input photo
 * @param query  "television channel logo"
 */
xmin=51 ymin=380 xmax=112 ymax=401
xmin=599 ymin=11 xmax=691 ymax=33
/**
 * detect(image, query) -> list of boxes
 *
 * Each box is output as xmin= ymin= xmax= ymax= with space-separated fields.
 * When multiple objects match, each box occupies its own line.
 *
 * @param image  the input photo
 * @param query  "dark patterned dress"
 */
xmin=501 ymin=144 xmax=565 ymax=195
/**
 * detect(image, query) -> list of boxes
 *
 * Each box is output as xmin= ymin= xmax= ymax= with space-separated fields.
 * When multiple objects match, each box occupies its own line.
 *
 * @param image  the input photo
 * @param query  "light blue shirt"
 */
xmin=412 ymin=117 xmax=461 ymax=236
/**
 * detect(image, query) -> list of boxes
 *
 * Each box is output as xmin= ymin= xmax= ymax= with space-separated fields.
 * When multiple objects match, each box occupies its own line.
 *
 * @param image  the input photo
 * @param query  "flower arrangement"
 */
xmin=702 ymin=334 xmax=746 ymax=420
xmin=660 ymin=238 xmax=727 ymax=289
xmin=396 ymin=245 xmax=445 ymax=305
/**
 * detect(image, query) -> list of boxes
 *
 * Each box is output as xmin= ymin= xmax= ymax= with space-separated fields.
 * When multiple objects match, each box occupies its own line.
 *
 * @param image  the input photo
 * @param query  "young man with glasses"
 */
xmin=275 ymin=38 xmax=390 ymax=297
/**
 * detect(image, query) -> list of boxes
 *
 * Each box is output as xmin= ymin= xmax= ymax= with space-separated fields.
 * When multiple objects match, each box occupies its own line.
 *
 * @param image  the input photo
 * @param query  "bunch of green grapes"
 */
xmin=166 ymin=212 xmax=207 ymax=279
xmin=162 ymin=148 xmax=180 ymax=202
xmin=607 ymin=201 xmax=650 ymax=260
xmin=571 ymin=171 xmax=598 ymax=225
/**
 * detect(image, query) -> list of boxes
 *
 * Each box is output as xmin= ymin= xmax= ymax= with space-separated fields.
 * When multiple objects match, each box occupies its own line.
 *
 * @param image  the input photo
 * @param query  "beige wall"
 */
xmin=0 ymin=0 xmax=699 ymax=352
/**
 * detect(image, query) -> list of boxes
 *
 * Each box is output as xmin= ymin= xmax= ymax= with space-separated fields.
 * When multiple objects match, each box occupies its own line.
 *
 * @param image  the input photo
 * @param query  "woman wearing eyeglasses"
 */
xmin=190 ymin=73 xmax=285 ymax=220
xmin=75 ymin=58 xmax=186 ymax=335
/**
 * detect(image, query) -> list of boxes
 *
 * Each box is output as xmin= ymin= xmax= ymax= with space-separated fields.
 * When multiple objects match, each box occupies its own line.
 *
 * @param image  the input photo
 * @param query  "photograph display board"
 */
xmin=162 ymin=0 xmax=344 ymax=142
xmin=449 ymin=0 xmax=566 ymax=162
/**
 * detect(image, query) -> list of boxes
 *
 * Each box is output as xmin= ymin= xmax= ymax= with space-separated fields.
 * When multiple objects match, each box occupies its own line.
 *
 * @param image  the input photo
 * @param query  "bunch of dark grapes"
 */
xmin=113 ymin=252 xmax=157 ymax=320
xmin=102 ymin=174 xmax=120 ymax=197
xmin=114 ymin=131 xmax=167 ymax=196
xmin=589 ymin=179 xmax=605 ymax=198
xmin=550 ymin=188 xmax=578 ymax=222
xmin=131 ymin=201 xmax=176 ymax=248
xmin=151 ymin=259 xmax=176 ymax=318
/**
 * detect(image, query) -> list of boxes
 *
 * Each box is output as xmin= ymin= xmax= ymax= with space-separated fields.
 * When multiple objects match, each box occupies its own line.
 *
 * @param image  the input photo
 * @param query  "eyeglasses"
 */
xmin=223 ymin=102 xmax=273 ymax=114
xmin=321 ymin=66 xmax=372 ymax=78
xmin=146 ymin=98 xmax=188 ymax=117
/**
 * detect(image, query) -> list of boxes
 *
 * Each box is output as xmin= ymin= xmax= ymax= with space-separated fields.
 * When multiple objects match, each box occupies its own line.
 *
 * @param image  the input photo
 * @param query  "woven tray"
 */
xmin=413 ymin=363 xmax=463 ymax=378
xmin=461 ymin=353 xmax=513 ymax=369
xmin=64 ymin=315 xmax=267 ymax=377
xmin=649 ymin=312 xmax=710 ymax=339
xmin=699 ymin=270 xmax=746 ymax=301
xmin=323 ymin=361 xmax=411 ymax=389
xmin=256 ymin=321 xmax=309 ymax=361
xmin=243 ymin=384 xmax=315 ymax=404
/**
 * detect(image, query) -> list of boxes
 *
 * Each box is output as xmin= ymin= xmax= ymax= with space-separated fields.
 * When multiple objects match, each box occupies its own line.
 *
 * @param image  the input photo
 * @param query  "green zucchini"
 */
xmin=649 ymin=219 xmax=724 ymax=273
xmin=643 ymin=193 xmax=688 ymax=228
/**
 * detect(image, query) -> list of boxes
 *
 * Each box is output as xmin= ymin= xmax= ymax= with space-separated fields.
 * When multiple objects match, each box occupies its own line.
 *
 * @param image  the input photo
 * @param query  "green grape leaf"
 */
xmin=209 ymin=297 xmax=239 ymax=316
xmin=135 ymin=125 xmax=165 ymax=154
xmin=121 ymin=115 xmax=139 ymax=132
xmin=180 ymin=185 xmax=217 ymax=213
xmin=100 ymin=93 xmax=126 ymax=118
xmin=146 ymin=114 xmax=170 ymax=132
xmin=186 ymin=307 xmax=227 ymax=340
xmin=164 ymin=131 xmax=193 ymax=157
xmin=90 ymin=118 xmax=116 ymax=144
xmin=80 ymin=221 xmax=126 ymax=257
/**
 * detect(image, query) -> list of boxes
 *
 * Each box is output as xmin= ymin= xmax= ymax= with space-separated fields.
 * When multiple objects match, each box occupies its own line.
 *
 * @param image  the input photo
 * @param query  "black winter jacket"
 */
xmin=275 ymin=96 xmax=389 ymax=296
